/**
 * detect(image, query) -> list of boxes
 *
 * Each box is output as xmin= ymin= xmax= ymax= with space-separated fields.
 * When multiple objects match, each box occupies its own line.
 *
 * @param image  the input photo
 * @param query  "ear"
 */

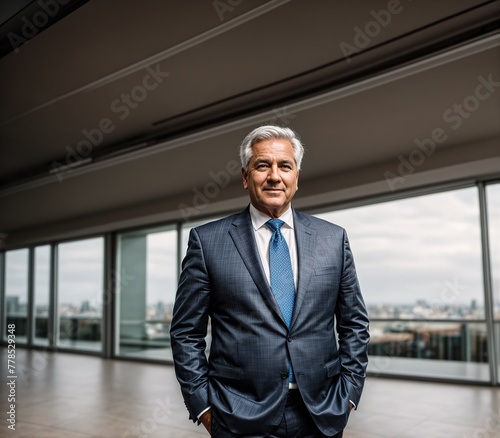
xmin=241 ymin=168 xmax=248 ymax=189
xmin=295 ymin=171 xmax=299 ymax=190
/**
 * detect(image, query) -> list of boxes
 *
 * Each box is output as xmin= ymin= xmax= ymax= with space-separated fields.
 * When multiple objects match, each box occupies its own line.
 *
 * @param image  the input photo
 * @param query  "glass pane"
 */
xmin=486 ymin=183 xmax=500 ymax=383
xmin=4 ymin=249 xmax=29 ymax=343
xmin=33 ymin=245 xmax=50 ymax=346
xmin=369 ymin=321 xmax=489 ymax=382
xmin=180 ymin=217 xmax=221 ymax=261
xmin=488 ymin=184 xmax=500 ymax=320
xmin=57 ymin=238 xmax=104 ymax=351
xmin=316 ymin=187 xmax=486 ymax=381
xmin=116 ymin=227 xmax=177 ymax=360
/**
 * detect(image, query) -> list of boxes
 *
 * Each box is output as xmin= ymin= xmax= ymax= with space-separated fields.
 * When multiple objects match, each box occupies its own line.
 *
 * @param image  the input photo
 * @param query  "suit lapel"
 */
xmin=228 ymin=207 xmax=284 ymax=323
xmin=291 ymin=210 xmax=316 ymax=329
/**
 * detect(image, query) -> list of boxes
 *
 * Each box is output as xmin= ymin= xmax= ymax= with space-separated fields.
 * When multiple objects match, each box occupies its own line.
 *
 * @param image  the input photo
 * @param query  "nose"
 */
xmin=267 ymin=164 xmax=281 ymax=182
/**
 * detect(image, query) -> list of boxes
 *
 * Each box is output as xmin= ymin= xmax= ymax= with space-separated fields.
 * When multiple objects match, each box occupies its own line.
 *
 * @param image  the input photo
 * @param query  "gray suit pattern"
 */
xmin=170 ymin=207 xmax=370 ymax=436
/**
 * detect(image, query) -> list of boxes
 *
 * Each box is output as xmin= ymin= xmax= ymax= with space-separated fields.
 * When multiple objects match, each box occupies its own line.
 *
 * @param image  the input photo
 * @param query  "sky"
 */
xmin=3 ymin=185 xmax=500 ymax=317
xmin=317 ymin=187 xmax=486 ymax=307
xmin=146 ymin=230 xmax=177 ymax=306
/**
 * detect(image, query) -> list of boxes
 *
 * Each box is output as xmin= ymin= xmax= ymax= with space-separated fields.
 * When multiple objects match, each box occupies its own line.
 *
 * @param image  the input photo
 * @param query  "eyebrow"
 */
xmin=252 ymin=158 xmax=295 ymax=166
xmin=252 ymin=158 xmax=270 ymax=166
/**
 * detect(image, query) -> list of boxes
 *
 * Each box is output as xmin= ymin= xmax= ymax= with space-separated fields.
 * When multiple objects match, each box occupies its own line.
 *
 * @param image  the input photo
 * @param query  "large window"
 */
xmin=4 ymin=249 xmax=29 ymax=343
xmin=1 ymin=182 xmax=499 ymax=384
xmin=116 ymin=226 xmax=178 ymax=360
xmin=57 ymin=237 xmax=104 ymax=351
xmin=33 ymin=245 xmax=50 ymax=345
xmin=180 ymin=217 xmax=221 ymax=260
xmin=317 ymin=187 xmax=487 ymax=381
xmin=486 ymin=183 xmax=500 ymax=382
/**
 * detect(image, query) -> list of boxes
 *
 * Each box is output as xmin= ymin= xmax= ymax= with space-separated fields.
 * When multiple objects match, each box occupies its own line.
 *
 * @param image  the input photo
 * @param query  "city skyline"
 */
xmin=5 ymin=294 xmax=494 ymax=321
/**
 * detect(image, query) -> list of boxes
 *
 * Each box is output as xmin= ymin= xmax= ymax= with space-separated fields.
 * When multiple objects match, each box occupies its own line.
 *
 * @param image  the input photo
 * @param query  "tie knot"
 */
xmin=265 ymin=218 xmax=285 ymax=233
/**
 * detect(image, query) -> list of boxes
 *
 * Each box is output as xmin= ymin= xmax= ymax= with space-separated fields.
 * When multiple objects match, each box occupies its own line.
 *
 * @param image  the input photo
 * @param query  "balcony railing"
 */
xmin=368 ymin=318 xmax=490 ymax=382
xmin=369 ymin=318 xmax=488 ymax=362
xmin=5 ymin=315 xmax=101 ymax=348
xmin=5 ymin=315 xmax=498 ymax=382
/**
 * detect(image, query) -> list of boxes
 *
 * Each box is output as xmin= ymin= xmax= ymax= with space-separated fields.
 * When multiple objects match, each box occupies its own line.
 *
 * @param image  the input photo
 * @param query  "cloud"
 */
xmin=146 ymin=231 xmax=178 ymax=306
xmin=5 ymin=248 xmax=29 ymax=300
xmin=316 ymin=187 xmax=484 ymax=306
xmin=58 ymin=238 xmax=104 ymax=309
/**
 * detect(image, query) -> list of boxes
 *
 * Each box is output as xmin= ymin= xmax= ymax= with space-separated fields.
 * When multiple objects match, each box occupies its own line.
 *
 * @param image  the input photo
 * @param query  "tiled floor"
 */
xmin=1 ymin=347 xmax=498 ymax=437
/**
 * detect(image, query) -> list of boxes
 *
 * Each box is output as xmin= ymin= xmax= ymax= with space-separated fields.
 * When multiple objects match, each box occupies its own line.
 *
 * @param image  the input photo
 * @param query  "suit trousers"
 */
xmin=211 ymin=390 xmax=344 ymax=438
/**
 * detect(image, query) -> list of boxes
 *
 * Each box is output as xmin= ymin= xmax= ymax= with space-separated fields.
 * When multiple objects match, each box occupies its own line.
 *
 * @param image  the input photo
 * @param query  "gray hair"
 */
xmin=239 ymin=125 xmax=305 ymax=170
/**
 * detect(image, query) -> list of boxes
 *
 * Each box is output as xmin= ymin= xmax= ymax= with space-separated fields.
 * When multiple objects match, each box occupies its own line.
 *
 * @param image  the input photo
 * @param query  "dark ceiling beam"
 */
xmin=0 ymin=0 xmax=88 ymax=59
xmin=1 ymin=1 xmax=499 ymax=192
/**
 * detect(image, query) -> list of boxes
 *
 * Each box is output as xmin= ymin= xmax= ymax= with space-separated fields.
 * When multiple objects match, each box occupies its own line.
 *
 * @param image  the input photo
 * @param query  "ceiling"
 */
xmin=0 ymin=0 xmax=499 ymax=248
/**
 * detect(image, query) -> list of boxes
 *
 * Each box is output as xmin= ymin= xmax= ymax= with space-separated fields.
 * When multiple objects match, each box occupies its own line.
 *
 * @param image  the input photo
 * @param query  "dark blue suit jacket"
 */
xmin=170 ymin=207 xmax=369 ymax=436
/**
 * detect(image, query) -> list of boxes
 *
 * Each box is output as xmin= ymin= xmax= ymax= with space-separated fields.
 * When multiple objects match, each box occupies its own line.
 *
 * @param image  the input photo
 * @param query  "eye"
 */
xmin=256 ymin=163 xmax=269 ymax=170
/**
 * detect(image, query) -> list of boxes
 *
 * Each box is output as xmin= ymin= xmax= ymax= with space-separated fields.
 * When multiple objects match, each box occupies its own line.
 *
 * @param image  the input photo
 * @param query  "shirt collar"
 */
xmin=249 ymin=203 xmax=294 ymax=231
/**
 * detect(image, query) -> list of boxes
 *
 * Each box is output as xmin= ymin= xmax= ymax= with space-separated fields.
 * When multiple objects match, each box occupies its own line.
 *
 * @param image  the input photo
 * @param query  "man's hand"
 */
xmin=200 ymin=409 xmax=211 ymax=435
xmin=349 ymin=402 xmax=354 ymax=411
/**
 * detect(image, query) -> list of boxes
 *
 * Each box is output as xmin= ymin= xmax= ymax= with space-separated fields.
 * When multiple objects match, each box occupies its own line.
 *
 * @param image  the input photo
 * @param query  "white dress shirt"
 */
xmin=249 ymin=204 xmax=298 ymax=289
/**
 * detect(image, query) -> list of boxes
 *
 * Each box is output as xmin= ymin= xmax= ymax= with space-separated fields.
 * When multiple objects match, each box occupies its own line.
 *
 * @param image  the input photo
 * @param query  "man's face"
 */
xmin=242 ymin=138 xmax=299 ymax=218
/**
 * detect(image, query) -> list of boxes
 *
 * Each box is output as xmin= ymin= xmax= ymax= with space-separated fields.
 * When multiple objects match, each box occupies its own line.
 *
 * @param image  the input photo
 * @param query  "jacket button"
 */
xmin=281 ymin=372 xmax=288 ymax=379
xmin=287 ymin=336 xmax=292 ymax=342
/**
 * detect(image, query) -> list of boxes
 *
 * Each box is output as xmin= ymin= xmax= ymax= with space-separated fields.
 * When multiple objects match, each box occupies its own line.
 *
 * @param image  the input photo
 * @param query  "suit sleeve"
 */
xmin=335 ymin=229 xmax=370 ymax=408
xmin=170 ymin=228 xmax=211 ymax=422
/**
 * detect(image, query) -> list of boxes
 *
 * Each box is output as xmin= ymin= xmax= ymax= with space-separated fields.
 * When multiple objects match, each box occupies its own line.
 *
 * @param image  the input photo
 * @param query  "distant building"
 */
xmin=471 ymin=299 xmax=477 ymax=311
xmin=80 ymin=300 xmax=91 ymax=313
xmin=156 ymin=301 xmax=165 ymax=320
xmin=6 ymin=296 xmax=19 ymax=314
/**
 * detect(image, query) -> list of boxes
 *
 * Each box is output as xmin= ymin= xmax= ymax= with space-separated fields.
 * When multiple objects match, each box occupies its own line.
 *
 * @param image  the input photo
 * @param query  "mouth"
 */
xmin=264 ymin=188 xmax=283 ymax=193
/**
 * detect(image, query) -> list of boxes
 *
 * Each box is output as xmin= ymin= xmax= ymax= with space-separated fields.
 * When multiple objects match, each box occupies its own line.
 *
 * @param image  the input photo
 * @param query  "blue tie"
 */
xmin=266 ymin=219 xmax=296 ymax=383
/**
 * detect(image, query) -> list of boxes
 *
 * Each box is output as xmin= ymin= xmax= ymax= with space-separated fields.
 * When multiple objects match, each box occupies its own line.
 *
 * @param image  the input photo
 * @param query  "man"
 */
xmin=170 ymin=125 xmax=369 ymax=437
